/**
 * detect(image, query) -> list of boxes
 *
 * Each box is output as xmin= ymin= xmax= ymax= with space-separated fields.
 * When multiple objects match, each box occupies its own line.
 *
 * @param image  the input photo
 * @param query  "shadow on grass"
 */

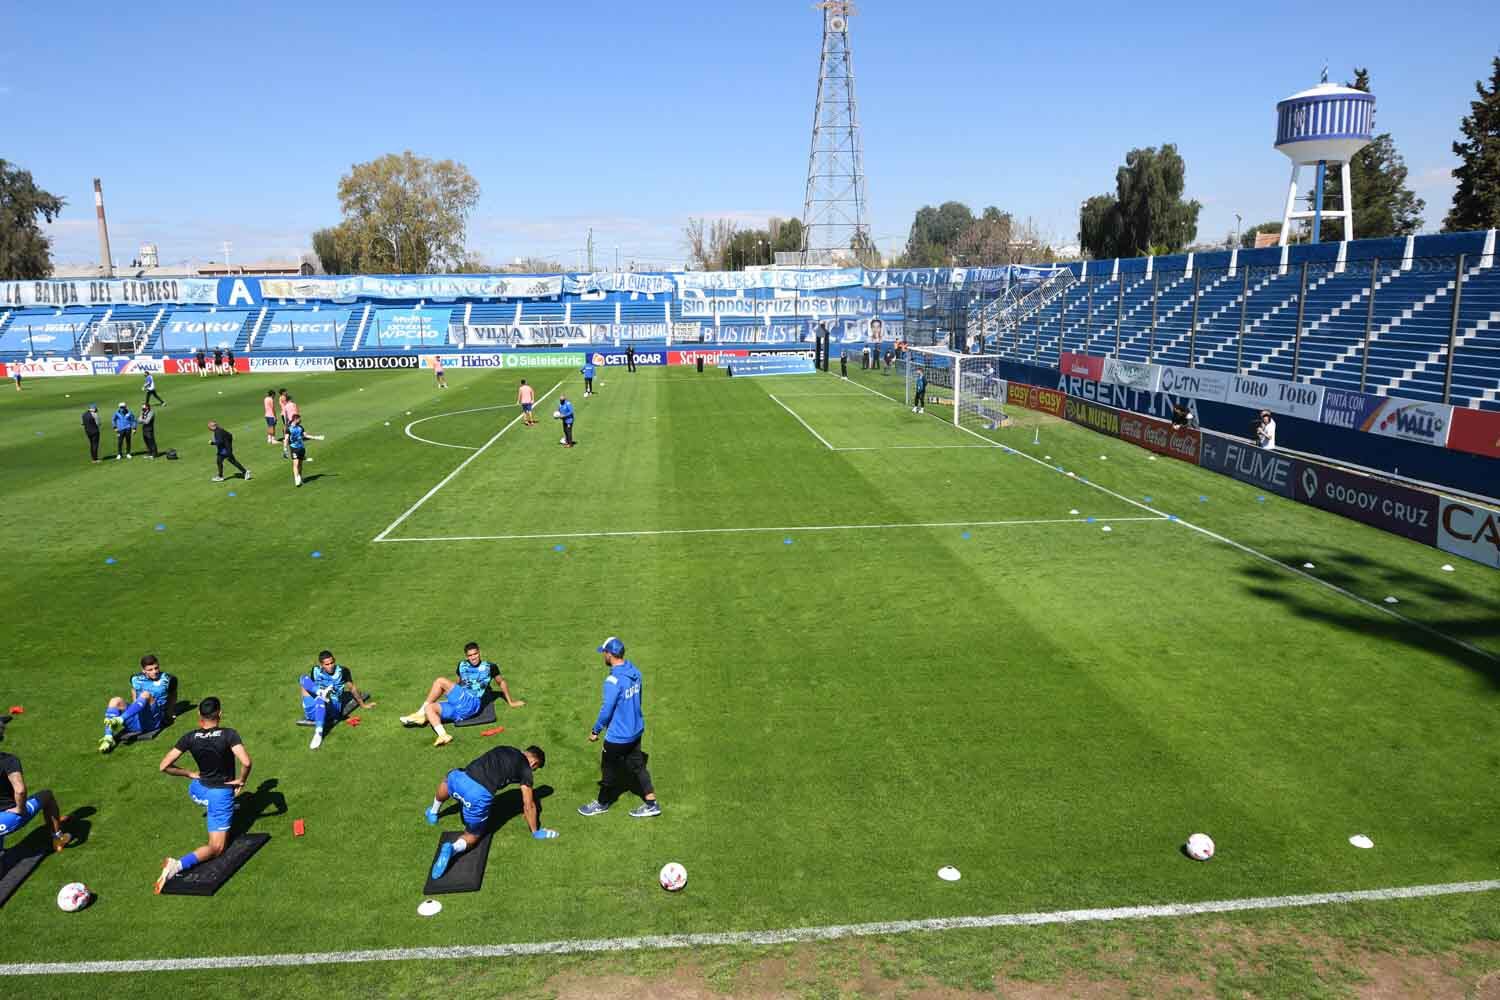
xmin=62 ymin=804 xmax=96 ymax=847
xmin=436 ymin=784 xmax=554 ymax=832
xmin=230 ymin=779 xmax=287 ymax=838
xmin=1238 ymin=546 xmax=1500 ymax=686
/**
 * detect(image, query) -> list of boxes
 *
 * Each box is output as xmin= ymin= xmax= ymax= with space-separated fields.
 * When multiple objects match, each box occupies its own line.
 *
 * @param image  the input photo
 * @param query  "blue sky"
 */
xmin=7 ymin=0 xmax=1497 ymax=269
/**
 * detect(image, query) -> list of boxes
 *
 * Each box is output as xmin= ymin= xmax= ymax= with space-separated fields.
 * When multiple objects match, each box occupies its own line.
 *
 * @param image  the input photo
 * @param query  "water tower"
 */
xmin=1273 ymin=72 xmax=1375 ymax=245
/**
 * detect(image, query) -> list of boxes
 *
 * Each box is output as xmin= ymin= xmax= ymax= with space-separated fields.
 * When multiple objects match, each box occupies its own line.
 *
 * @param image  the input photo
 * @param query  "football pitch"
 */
xmin=1 ymin=364 xmax=1497 ymax=994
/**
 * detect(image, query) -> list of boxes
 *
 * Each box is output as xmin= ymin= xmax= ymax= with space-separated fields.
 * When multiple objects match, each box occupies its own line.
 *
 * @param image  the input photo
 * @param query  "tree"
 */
xmin=1445 ymin=54 xmax=1500 ymax=231
xmin=952 ymin=207 xmax=1013 ymax=264
xmin=0 ymin=161 xmax=66 ymax=280
xmin=720 ymin=227 xmax=774 ymax=270
xmin=682 ymin=218 xmax=710 ymax=269
xmin=310 ymin=225 xmax=363 ymax=275
xmin=332 ymin=151 xmax=480 ymax=273
xmin=901 ymin=201 xmax=975 ymax=266
xmin=1311 ymin=70 xmax=1424 ymax=240
xmin=1077 ymin=144 xmax=1200 ymax=259
xmin=772 ymin=217 xmax=804 ymax=255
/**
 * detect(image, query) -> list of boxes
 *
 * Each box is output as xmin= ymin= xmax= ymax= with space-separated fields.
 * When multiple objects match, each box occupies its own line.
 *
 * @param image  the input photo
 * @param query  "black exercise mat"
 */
xmin=451 ymin=698 xmax=497 ymax=729
xmin=159 ymin=833 xmax=270 ymax=896
xmin=119 ymin=724 xmax=170 ymax=743
xmin=0 ymin=715 xmax=9 ymax=742
xmin=0 ymin=840 xmax=47 ymax=908
xmin=423 ymin=830 xmax=493 ymax=894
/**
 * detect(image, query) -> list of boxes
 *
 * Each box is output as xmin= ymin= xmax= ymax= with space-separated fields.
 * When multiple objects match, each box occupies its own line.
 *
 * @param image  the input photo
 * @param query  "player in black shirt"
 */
xmin=425 ymin=745 xmax=555 ymax=879
xmin=154 ymin=697 xmax=252 ymax=893
xmin=0 ymin=753 xmax=72 ymax=866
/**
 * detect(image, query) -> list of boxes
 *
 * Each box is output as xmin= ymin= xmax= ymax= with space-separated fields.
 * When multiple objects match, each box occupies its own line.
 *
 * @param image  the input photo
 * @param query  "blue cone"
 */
xmin=155 ymin=524 xmax=166 ymax=532
xmin=311 ymin=550 xmax=322 ymax=559
xmin=961 ymin=531 xmax=970 ymax=540
xmin=783 ymin=538 xmax=793 ymax=545
xmin=553 ymin=544 xmax=565 ymax=552
xmin=1085 ymin=517 xmax=1096 ymax=523
xmin=1256 ymin=496 xmax=1266 ymax=503
xmin=1143 ymin=496 xmax=1153 ymax=503
xmin=227 ymin=491 xmax=237 ymax=497
xmin=105 ymin=557 xmax=117 ymax=565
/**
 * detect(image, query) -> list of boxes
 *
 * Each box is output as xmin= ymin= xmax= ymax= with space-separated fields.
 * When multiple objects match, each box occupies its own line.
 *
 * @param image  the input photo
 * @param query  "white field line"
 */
xmin=371 ymin=382 xmax=561 ymax=543
xmin=833 ymin=444 xmax=996 ymax=451
xmin=403 ymin=404 xmax=522 ymax=451
xmin=769 ymin=392 xmax=835 ymax=450
xmin=376 ymin=516 xmax=1168 ymax=544
xmin=839 ymin=374 xmax=1499 ymax=663
xmin=7 ymin=879 xmax=1497 ymax=976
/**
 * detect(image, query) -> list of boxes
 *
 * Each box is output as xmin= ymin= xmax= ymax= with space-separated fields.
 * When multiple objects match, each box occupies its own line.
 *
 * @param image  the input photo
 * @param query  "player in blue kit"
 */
xmin=0 ymin=753 xmax=72 ymax=868
xmin=579 ymin=361 xmax=596 ymax=397
xmin=301 ymin=650 xmax=376 ymax=750
xmin=154 ymin=697 xmax=252 ymax=893
xmin=100 ymin=654 xmax=174 ymax=753
xmin=400 ymin=641 xmax=525 ymax=747
xmin=426 ymin=745 xmax=556 ymax=879
xmin=285 ymin=412 xmax=324 ymax=488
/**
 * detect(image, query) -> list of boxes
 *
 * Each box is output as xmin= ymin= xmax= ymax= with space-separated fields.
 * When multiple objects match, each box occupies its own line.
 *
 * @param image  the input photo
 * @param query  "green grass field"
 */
xmin=1 ymin=363 xmax=1497 ymax=995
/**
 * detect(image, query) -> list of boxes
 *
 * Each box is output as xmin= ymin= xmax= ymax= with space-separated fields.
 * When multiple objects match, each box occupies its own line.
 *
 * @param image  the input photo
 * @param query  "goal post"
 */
xmin=900 ymin=346 xmax=1010 ymax=431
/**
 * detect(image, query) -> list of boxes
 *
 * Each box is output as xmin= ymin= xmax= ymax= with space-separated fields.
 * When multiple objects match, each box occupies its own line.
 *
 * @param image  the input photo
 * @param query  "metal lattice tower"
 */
xmin=801 ymin=2 xmax=872 ymax=266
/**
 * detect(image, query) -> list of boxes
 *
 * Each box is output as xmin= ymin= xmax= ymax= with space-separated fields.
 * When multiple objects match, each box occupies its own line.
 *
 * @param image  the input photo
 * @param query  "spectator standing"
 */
xmin=139 ymin=402 xmax=159 ymax=459
xmin=112 ymin=402 xmax=136 ymax=460
xmin=625 ymin=344 xmax=636 ymax=373
xmin=82 ymin=403 xmax=102 ymax=463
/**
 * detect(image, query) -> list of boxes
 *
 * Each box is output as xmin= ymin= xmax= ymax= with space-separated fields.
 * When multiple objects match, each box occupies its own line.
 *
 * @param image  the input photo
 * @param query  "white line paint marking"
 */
xmin=8 ymin=879 xmax=1497 ymax=975
xmin=377 ymin=516 xmax=1168 ymax=545
xmin=403 ymin=404 xmax=522 ymax=451
xmin=371 ymin=382 xmax=561 ymax=543
xmin=768 ymin=392 xmax=836 ymax=450
xmin=833 ymin=444 xmax=997 ymax=451
xmin=839 ymin=374 xmax=1497 ymax=663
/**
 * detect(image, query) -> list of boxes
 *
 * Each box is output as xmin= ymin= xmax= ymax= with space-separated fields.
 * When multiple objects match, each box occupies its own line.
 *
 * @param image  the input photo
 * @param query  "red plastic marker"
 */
xmin=480 ymin=726 xmax=505 ymax=737
xmin=293 ymin=819 xmax=305 ymax=837
xmin=8 ymin=706 xmax=22 ymax=715
xmin=345 ymin=716 xmax=361 ymax=727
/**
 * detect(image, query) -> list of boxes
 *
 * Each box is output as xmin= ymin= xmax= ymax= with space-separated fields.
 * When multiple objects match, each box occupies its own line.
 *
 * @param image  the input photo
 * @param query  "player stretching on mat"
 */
xmin=426 ymin=745 xmax=556 ymax=879
xmin=154 ymin=697 xmax=251 ymax=893
xmin=100 ymin=654 xmax=173 ymax=753
xmin=301 ymin=650 xmax=375 ymax=750
xmin=400 ymin=642 xmax=525 ymax=747
xmin=0 ymin=753 xmax=72 ymax=866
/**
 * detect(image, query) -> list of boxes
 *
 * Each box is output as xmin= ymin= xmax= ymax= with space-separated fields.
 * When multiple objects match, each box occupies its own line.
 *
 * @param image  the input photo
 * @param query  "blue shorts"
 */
xmin=123 ymin=707 xmax=163 ymax=734
xmin=522 ymin=403 xmax=533 ymax=413
xmin=0 ymin=796 xmax=40 ymax=839
xmin=445 ymin=769 xmax=492 ymax=833
xmin=301 ymin=694 xmax=342 ymax=722
xmin=438 ymin=690 xmax=481 ymax=723
xmin=189 ymin=781 xmax=236 ymax=834
xmin=265 ymin=416 xmax=277 ymax=428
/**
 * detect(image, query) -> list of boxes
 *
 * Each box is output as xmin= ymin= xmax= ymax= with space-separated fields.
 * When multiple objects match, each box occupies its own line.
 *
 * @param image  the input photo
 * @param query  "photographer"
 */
xmin=1254 ymin=409 xmax=1277 ymax=450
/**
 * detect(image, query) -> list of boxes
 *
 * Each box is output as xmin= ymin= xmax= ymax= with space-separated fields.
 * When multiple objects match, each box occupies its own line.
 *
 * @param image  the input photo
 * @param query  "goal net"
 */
xmin=900 ymin=346 xmax=1010 ymax=431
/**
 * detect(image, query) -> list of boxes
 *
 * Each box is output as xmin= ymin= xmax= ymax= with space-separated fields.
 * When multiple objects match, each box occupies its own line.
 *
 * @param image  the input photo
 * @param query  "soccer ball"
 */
xmin=552 ymin=409 xmax=562 ymax=419
xmin=56 ymin=882 xmax=92 ymax=912
xmin=659 ymin=862 xmax=687 ymax=892
xmin=1185 ymin=833 xmax=1215 ymax=861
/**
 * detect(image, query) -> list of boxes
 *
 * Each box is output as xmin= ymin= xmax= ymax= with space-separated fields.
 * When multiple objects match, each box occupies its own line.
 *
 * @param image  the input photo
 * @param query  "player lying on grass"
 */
xmin=154 ymin=697 xmax=251 ymax=893
xmin=301 ymin=650 xmax=375 ymax=750
xmin=0 ymin=752 xmax=73 ymax=867
xmin=100 ymin=654 xmax=173 ymax=753
xmin=400 ymin=641 xmax=525 ymax=747
xmin=426 ymin=744 xmax=556 ymax=879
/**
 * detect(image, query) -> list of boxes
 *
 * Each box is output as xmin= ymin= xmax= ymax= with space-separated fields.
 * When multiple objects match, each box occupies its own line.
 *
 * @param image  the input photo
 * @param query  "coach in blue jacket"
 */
xmin=577 ymin=636 xmax=660 ymax=818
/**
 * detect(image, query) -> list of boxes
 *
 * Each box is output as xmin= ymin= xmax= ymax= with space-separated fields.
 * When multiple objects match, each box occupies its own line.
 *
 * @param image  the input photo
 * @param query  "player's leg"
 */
xmin=159 ymin=785 xmax=232 ymax=891
xmin=426 ymin=775 xmax=452 ymax=823
xmin=33 ymin=789 xmax=72 ymax=850
xmin=401 ymin=677 xmax=454 ymax=726
xmin=303 ymin=693 xmax=327 ymax=749
xmin=432 ymin=774 xmax=490 ymax=877
xmin=624 ymin=740 xmax=660 ymax=817
xmin=581 ymin=742 xmax=625 ymax=815
xmin=101 ymin=694 xmax=128 ymax=750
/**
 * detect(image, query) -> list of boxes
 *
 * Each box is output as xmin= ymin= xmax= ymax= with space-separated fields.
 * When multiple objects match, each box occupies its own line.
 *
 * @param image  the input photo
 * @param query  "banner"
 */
xmin=587 ymin=349 xmax=666 ymax=367
xmin=1059 ymin=352 xmax=1105 ymax=382
xmin=863 ymin=265 xmax=1063 ymax=289
xmin=260 ymin=275 xmax=563 ymax=302
xmin=368 ymin=307 xmax=450 ymax=345
xmin=248 ymin=356 xmax=336 ymax=372
xmin=1103 ymin=358 xmax=1161 ymax=392
xmin=90 ymin=357 xmax=166 ymax=375
xmin=6 ymin=358 xmax=92 ymax=377
xmin=335 ymin=355 xmax=420 ymax=371
xmin=419 ymin=352 xmax=585 ymax=370
xmin=678 ymin=295 xmax=882 ymax=319
xmin=667 ymin=349 xmax=748 ymax=367
xmin=1198 ymin=434 xmax=1297 ymax=497
xmin=1063 ymin=397 xmax=1120 ymax=437
xmin=1 ymin=278 xmax=218 ymax=308
xmin=1362 ymin=398 xmax=1453 ymax=448
xmin=1293 ymin=463 xmax=1438 ymax=546
xmin=1117 ymin=412 xmax=1174 ymax=458
xmin=1 ymin=317 xmax=88 ymax=349
xmin=563 ymin=272 xmax=675 ymax=295
xmin=161 ymin=312 xmax=250 ymax=347
xmin=675 ymin=269 xmax=862 ymax=293
xmin=466 ymin=324 xmax=590 ymax=345
xmin=1437 ymin=498 xmax=1500 ymax=569
xmin=1156 ymin=365 xmax=1231 ymax=402
xmin=726 ymin=356 xmax=817 ymax=377
xmin=1447 ymin=407 xmax=1500 ymax=460
xmin=1054 ymin=374 xmax=1184 ymax=422
xmin=1225 ymin=373 xmax=1326 ymax=421
xmin=1033 ymin=386 xmax=1066 ymax=417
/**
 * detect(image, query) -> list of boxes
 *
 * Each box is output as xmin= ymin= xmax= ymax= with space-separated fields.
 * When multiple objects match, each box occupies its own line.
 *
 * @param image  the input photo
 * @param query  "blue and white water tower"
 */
xmin=1274 ymin=75 xmax=1375 ymax=244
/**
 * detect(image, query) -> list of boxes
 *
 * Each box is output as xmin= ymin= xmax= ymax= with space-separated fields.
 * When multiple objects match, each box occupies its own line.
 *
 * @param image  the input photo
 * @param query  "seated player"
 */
xmin=154 ymin=697 xmax=251 ymax=893
xmin=300 ymin=649 xmax=375 ymax=750
xmin=0 ymin=752 xmax=72 ymax=867
xmin=399 ymin=641 xmax=525 ymax=748
xmin=426 ymin=744 xmax=556 ymax=880
xmin=100 ymin=654 xmax=173 ymax=753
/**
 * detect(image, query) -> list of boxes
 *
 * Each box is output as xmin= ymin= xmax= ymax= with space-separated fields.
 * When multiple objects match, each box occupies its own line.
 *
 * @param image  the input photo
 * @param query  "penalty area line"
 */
xmin=6 ymin=878 xmax=1497 ymax=975
xmin=375 ymin=516 xmax=1168 ymax=544
xmin=372 ymin=382 xmax=561 ymax=543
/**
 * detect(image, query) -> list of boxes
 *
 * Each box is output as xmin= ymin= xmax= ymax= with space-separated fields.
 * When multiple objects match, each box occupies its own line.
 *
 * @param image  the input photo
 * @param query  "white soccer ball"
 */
xmin=1185 ymin=833 xmax=1215 ymax=861
xmin=659 ymin=862 xmax=687 ymax=892
xmin=56 ymin=882 xmax=92 ymax=912
xmin=552 ymin=410 xmax=562 ymax=419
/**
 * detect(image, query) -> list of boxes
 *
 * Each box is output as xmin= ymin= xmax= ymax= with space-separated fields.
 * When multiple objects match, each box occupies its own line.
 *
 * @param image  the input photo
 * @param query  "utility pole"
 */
xmin=586 ymin=228 xmax=594 ymax=272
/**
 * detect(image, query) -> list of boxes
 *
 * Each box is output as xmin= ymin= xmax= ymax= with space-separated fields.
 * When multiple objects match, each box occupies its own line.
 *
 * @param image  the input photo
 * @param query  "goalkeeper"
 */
xmin=912 ymin=367 xmax=927 ymax=414
xmin=300 ymin=650 xmax=375 ymax=750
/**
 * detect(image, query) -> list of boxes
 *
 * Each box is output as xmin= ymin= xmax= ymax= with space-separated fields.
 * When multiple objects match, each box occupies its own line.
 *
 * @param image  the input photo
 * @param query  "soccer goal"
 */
xmin=900 ymin=346 xmax=1010 ymax=431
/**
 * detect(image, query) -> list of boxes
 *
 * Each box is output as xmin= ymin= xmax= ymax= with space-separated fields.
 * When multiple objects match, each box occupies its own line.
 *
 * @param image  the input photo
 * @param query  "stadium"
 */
xmin=2 ymin=5 xmax=1499 ymax=998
